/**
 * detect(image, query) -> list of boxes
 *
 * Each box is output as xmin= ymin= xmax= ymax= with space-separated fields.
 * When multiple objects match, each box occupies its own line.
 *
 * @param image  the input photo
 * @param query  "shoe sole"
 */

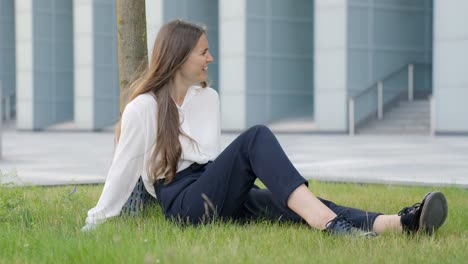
xmin=419 ymin=191 xmax=448 ymax=235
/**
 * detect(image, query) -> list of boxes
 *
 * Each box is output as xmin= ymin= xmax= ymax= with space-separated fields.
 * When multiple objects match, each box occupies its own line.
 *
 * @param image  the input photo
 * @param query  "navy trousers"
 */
xmin=155 ymin=125 xmax=382 ymax=230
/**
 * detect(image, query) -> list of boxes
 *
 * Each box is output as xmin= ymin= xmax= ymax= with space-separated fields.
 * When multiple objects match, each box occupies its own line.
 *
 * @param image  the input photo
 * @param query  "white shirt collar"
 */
xmin=177 ymin=85 xmax=201 ymax=110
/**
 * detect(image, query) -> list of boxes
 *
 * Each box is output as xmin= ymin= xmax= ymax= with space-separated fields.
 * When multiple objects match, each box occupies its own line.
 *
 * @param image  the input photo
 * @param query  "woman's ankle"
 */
xmin=372 ymin=215 xmax=402 ymax=234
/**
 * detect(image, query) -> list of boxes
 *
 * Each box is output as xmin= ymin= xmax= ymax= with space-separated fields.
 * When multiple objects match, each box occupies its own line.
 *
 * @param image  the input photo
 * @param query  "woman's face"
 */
xmin=178 ymin=34 xmax=213 ymax=84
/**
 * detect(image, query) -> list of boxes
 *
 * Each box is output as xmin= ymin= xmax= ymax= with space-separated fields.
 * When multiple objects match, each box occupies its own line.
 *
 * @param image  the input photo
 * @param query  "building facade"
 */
xmin=0 ymin=0 xmax=467 ymax=134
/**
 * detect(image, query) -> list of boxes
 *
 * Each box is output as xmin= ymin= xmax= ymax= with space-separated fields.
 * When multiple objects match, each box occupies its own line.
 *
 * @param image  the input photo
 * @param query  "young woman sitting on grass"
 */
xmin=82 ymin=20 xmax=448 ymax=237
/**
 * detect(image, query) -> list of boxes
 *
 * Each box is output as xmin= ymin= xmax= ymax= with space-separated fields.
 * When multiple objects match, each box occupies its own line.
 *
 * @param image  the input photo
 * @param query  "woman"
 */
xmin=82 ymin=20 xmax=448 ymax=236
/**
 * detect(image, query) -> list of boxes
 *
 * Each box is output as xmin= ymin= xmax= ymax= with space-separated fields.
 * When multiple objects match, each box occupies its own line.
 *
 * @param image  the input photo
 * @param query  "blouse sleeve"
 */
xmin=83 ymin=103 xmax=146 ymax=228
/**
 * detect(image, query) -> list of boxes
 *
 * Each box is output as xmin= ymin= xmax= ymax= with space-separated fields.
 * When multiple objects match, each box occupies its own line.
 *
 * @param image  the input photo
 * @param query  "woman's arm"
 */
xmin=82 ymin=103 xmax=146 ymax=230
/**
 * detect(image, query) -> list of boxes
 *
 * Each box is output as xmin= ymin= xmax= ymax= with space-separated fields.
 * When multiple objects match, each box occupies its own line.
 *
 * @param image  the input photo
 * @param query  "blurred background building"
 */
xmin=0 ymin=0 xmax=467 ymax=135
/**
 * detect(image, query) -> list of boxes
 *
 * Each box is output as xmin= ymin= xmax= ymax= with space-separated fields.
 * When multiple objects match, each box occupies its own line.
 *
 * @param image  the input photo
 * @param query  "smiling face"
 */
xmin=178 ymin=34 xmax=214 ymax=84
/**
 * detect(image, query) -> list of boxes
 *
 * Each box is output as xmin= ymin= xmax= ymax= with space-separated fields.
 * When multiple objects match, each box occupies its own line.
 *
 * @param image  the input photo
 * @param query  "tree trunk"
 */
xmin=116 ymin=0 xmax=147 ymax=113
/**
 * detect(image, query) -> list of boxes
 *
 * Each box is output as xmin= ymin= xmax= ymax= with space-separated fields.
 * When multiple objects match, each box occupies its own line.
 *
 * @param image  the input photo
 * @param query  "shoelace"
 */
xmin=326 ymin=210 xmax=354 ymax=232
xmin=398 ymin=203 xmax=421 ymax=216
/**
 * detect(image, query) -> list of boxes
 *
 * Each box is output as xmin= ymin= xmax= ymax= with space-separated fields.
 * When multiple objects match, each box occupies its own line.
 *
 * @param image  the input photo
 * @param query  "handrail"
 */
xmin=1 ymin=90 xmax=14 ymax=122
xmin=352 ymin=64 xmax=408 ymax=99
xmin=348 ymin=62 xmax=432 ymax=135
xmin=351 ymin=62 xmax=431 ymax=100
xmin=430 ymin=94 xmax=435 ymax=136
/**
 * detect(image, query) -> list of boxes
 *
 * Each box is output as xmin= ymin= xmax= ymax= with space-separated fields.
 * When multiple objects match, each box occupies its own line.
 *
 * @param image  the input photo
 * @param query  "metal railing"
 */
xmin=430 ymin=95 xmax=435 ymax=137
xmin=1 ymin=89 xmax=14 ymax=122
xmin=4 ymin=93 xmax=11 ymax=122
xmin=348 ymin=62 xmax=432 ymax=135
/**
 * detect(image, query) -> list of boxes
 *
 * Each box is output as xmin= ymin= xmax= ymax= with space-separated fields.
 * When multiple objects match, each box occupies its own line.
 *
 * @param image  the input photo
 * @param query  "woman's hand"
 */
xmin=81 ymin=223 xmax=97 ymax=232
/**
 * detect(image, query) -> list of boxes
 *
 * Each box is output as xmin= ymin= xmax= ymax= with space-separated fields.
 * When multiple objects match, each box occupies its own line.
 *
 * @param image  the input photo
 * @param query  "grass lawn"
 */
xmin=0 ymin=181 xmax=466 ymax=263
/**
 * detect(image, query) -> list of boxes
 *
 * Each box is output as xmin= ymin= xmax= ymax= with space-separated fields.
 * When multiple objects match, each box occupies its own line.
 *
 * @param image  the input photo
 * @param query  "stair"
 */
xmin=358 ymin=100 xmax=430 ymax=135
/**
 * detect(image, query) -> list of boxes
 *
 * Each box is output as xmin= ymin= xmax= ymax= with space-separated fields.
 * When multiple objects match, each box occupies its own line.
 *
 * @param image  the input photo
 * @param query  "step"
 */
xmin=359 ymin=99 xmax=431 ymax=135
xmin=398 ymin=100 xmax=430 ymax=105
xmin=392 ymin=102 xmax=429 ymax=108
xmin=360 ymin=127 xmax=429 ymax=132
xmin=386 ymin=107 xmax=429 ymax=113
xmin=360 ymin=124 xmax=429 ymax=130
xmin=362 ymin=126 xmax=430 ymax=131
xmin=367 ymin=121 xmax=430 ymax=128
xmin=383 ymin=111 xmax=429 ymax=118
xmin=387 ymin=108 xmax=429 ymax=114
xmin=394 ymin=103 xmax=429 ymax=108
xmin=360 ymin=126 xmax=429 ymax=132
xmin=378 ymin=117 xmax=430 ymax=122
xmin=359 ymin=129 xmax=429 ymax=135
xmin=382 ymin=115 xmax=429 ymax=121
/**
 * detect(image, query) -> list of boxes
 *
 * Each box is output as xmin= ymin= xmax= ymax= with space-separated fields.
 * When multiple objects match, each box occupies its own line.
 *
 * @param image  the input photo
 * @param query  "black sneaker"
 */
xmin=324 ymin=210 xmax=377 ymax=238
xmin=399 ymin=191 xmax=448 ymax=235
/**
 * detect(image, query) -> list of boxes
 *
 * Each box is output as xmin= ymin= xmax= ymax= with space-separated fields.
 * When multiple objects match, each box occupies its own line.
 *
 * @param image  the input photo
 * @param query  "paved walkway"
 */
xmin=1 ymin=124 xmax=467 ymax=187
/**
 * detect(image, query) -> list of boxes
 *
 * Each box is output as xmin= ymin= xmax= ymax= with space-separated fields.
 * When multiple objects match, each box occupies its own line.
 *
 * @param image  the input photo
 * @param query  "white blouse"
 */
xmin=84 ymin=86 xmax=221 ymax=227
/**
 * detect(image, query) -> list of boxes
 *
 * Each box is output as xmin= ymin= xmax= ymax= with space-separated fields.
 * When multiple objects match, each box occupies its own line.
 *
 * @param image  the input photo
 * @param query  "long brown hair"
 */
xmin=116 ymin=19 xmax=207 ymax=184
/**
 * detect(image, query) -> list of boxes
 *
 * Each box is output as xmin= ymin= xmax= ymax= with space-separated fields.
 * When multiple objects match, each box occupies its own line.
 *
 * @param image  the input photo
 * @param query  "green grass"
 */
xmin=0 ymin=181 xmax=466 ymax=263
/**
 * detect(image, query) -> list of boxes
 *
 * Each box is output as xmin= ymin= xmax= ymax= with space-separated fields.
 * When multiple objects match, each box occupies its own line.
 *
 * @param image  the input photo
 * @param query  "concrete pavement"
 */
xmin=1 ymin=123 xmax=467 ymax=187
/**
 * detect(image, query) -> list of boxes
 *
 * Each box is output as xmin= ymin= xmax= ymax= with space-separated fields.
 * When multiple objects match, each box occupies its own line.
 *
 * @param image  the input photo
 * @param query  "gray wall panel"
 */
xmin=248 ymin=0 xmax=267 ymax=16
xmin=93 ymin=0 xmax=119 ymax=129
xmin=246 ymin=95 xmax=268 ymax=126
xmin=270 ymin=94 xmax=313 ymax=121
xmin=246 ymin=57 xmax=267 ymax=94
xmin=246 ymin=0 xmax=313 ymax=126
xmin=0 ymin=0 xmax=16 ymax=119
xmin=31 ymin=0 xmax=74 ymax=128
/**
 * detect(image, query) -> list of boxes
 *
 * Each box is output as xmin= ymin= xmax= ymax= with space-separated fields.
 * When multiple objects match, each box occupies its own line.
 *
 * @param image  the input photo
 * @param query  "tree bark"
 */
xmin=116 ymin=0 xmax=147 ymax=113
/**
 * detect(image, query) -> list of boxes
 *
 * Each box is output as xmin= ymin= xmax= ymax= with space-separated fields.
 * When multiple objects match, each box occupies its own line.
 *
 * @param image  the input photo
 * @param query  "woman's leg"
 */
xmin=287 ymin=185 xmax=337 ymax=229
xmin=241 ymin=186 xmax=303 ymax=223
xmin=242 ymin=189 xmax=448 ymax=235
xmin=167 ymin=125 xmax=337 ymax=229
xmin=372 ymin=215 xmax=402 ymax=233
xmin=242 ymin=187 xmax=384 ymax=231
